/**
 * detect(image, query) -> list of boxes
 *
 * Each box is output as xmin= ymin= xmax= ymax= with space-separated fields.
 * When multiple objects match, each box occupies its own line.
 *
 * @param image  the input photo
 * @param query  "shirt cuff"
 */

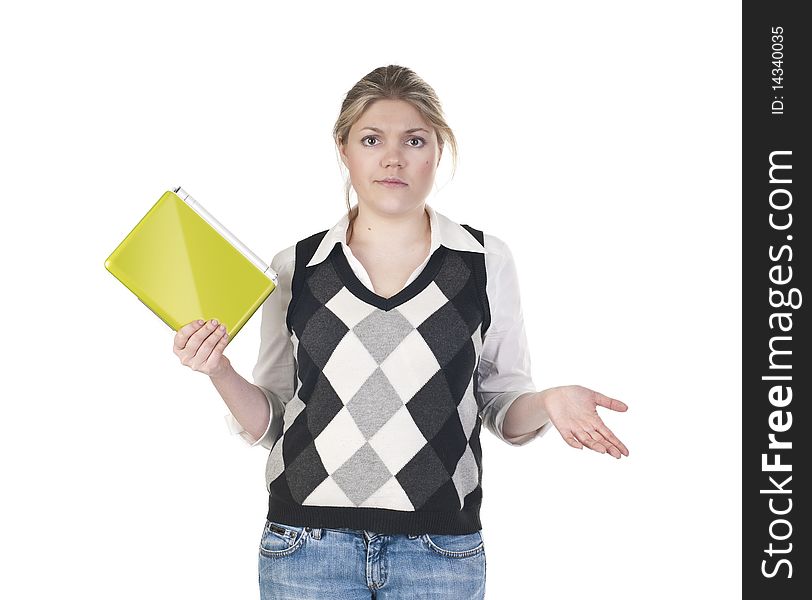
xmin=489 ymin=391 xmax=553 ymax=447
xmin=223 ymin=395 xmax=276 ymax=449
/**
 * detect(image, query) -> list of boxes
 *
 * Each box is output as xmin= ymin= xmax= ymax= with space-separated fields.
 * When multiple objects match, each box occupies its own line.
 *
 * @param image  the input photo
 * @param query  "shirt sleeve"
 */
xmin=223 ymin=246 xmax=296 ymax=450
xmin=477 ymin=234 xmax=552 ymax=447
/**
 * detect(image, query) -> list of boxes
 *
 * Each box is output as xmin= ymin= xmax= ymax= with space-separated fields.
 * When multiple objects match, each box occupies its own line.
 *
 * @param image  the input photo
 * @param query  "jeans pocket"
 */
xmin=422 ymin=530 xmax=485 ymax=558
xmin=259 ymin=519 xmax=308 ymax=558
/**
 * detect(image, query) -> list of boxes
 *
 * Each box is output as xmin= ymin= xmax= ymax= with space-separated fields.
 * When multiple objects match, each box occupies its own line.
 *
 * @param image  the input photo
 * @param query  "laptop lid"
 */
xmin=104 ymin=187 xmax=277 ymax=343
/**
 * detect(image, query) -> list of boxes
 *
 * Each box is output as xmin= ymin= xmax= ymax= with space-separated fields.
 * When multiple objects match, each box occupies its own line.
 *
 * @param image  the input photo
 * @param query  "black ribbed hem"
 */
xmin=267 ymin=496 xmax=482 ymax=535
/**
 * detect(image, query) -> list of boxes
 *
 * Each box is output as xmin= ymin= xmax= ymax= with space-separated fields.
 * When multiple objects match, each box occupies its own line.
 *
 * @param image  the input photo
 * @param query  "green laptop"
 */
xmin=104 ymin=186 xmax=278 ymax=343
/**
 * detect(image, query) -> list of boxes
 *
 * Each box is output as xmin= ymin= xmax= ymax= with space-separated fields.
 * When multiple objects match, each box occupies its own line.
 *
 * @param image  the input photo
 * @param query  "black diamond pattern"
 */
xmin=417 ymin=302 xmax=471 ymax=367
xmin=299 ymin=305 xmax=349 ymax=369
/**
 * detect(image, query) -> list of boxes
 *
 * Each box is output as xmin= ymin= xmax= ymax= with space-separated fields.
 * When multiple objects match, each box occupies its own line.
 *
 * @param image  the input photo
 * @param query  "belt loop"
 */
xmin=308 ymin=527 xmax=322 ymax=540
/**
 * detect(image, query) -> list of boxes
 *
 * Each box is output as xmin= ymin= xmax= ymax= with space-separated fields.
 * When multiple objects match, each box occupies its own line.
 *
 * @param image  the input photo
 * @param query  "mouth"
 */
xmin=376 ymin=178 xmax=408 ymax=187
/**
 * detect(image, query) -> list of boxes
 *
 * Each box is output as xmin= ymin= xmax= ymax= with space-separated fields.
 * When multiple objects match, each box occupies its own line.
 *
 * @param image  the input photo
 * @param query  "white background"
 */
xmin=0 ymin=1 xmax=741 ymax=598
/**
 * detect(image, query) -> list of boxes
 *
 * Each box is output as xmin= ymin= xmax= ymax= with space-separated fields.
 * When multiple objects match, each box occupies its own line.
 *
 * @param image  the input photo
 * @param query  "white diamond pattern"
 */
xmin=361 ymin=476 xmax=416 ymax=510
xmin=314 ymin=406 xmax=368 ymax=473
xmin=379 ymin=330 xmax=441 ymax=401
xmin=304 ymin=476 xmax=355 ymax=506
xmin=368 ymin=405 xmax=430 ymax=475
xmin=325 ymin=286 xmax=376 ymax=328
xmin=395 ymin=281 xmax=448 ymax=327
xmin=322 ymin=331 xmax=378 ymax=401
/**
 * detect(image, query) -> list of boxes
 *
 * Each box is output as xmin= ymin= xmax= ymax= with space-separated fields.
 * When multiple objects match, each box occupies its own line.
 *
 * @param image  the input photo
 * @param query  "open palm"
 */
xmin=541 ymin=385 xmax=629 ymax=459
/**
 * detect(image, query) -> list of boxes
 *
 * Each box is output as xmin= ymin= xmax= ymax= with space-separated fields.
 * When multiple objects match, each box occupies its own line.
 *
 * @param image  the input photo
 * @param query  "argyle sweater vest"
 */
xmin=264 ymin=225 xmax=492 ymax=535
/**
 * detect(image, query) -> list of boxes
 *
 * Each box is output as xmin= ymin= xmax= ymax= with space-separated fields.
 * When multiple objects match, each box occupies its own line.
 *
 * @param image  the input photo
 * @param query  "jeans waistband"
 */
xmin=306 ymin=527 xmax=421 ymax=541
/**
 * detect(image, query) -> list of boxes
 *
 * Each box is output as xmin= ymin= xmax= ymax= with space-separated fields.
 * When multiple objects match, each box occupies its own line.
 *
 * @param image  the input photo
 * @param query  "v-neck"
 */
xmin=329 ymin=242 xmax=448 ymax=311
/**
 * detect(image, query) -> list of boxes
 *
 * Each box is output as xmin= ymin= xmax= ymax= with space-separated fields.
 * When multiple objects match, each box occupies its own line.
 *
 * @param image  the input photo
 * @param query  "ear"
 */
xmin=338 ymin=139 xmax=348 ymax=168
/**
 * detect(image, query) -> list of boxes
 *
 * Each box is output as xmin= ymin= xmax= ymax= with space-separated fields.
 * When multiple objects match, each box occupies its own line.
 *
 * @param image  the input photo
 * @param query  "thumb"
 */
xmin=595 ymin=392 xmax=628 ymax=412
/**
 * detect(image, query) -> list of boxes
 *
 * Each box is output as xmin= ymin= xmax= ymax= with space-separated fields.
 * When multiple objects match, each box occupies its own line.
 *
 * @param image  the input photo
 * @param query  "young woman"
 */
xmin=173 ymin=65 xmax=629 ymax=599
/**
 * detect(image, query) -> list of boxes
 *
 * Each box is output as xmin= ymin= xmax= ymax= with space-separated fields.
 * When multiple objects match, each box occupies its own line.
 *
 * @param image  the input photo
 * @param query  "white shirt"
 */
xmin=225 ymin=204 xmax=551 ymax=448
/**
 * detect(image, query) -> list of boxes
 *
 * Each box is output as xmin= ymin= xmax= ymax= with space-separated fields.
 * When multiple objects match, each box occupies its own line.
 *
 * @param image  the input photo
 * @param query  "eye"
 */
xmin=407 ymin=137 xmax=426 ymax=148
xmin=361 ymin=135 xmax=380 ymax=147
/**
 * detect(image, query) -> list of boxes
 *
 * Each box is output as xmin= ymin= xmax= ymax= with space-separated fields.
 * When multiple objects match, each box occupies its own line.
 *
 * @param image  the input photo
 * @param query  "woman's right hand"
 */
xmin=173 ymin=319 xmax=232 ymax=379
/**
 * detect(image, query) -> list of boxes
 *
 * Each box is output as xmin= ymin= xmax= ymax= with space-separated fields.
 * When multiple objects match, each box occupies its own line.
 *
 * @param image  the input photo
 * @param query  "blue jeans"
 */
xmin=258 ymin=519 xmax=487 ymax=599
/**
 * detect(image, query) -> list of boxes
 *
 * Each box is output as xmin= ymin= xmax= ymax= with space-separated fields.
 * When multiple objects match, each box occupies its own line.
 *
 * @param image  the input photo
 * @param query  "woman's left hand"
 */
xmin=540 ymin=385 xmax=629 ymax=459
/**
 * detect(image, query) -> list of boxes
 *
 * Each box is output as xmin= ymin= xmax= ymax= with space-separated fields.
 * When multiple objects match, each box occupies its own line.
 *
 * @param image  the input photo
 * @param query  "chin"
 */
xmin=361 ymin=193 xmax=424 ymax=215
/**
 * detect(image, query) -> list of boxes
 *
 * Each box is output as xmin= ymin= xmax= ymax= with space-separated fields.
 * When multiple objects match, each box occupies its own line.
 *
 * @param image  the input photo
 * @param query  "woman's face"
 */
xmin=339 ymin=99 xmax=441 ymax=216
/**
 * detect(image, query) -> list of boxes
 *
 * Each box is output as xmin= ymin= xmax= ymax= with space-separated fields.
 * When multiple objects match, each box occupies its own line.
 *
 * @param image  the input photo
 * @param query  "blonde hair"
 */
xmin=333 ymin=65 xmax=459 ymax=222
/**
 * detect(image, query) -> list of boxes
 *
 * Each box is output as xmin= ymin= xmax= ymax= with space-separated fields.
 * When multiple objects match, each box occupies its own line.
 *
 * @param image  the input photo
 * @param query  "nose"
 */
xmin=382 ymin=149 xmax=404 ymax=168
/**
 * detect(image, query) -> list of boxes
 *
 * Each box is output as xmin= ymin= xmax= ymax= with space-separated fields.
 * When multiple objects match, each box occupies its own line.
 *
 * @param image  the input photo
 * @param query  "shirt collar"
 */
xmin=305 ymin=203 xmax=487 ymax=267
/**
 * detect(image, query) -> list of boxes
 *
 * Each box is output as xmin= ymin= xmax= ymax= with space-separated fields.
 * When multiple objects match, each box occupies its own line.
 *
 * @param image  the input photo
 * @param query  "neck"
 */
xmin=347 ymin=203 xmax=431 ymax=257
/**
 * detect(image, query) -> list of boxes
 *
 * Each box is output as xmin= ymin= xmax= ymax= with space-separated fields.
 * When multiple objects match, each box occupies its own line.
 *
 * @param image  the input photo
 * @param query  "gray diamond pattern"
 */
xmin=332 ymin=443 xmax=394 ymax=505
xmin=346 ymin=368 xmax=404 ymax=438
xmin=352 ymin=309 xmax=414 ymax=363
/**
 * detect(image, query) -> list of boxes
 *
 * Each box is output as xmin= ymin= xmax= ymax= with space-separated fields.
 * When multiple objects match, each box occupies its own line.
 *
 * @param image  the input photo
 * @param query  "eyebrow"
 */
xmin=359 ymin=127 xmax=430 ymax=134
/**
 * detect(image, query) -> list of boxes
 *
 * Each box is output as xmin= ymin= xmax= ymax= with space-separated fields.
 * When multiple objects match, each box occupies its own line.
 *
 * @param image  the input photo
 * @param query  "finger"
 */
xmin=183 ymin=319 xmax=221 ymax=360
xmin=595 ymin=393 xmax=628 ymax=412
xmin=190 ymin=319 xmax=221 ymax=346
xmin=585 ymin=428 xmax=622 ymax=459
xmin=573 ymin=430 xmax=607 ymax=454
xmin=207 ymin=333 xmax=230 ymax=370
xmin=597 ymin=424 xmax=629 ymax=457
xmin=174 ymin=320 xmax=205 ymax=350
xmin=562 ymin=431 xmax=584 ymax=450
xmin=197 ymin=323 xmax=228 ymax=365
